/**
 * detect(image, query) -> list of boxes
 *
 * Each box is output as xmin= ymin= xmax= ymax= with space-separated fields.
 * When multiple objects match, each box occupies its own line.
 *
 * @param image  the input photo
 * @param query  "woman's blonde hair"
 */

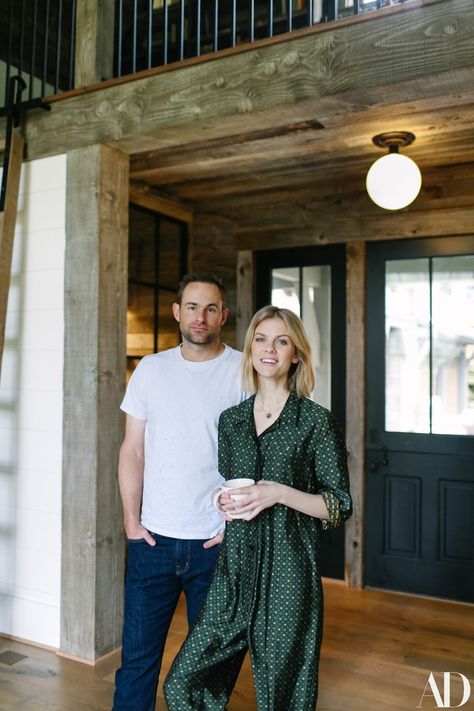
xmin=242 ymin=305 xmax=315 ymax=397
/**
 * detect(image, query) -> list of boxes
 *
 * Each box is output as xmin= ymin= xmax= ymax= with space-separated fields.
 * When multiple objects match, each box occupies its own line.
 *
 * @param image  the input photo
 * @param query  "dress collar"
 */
xmin=229 ymin=390 xmax=302 ymax=429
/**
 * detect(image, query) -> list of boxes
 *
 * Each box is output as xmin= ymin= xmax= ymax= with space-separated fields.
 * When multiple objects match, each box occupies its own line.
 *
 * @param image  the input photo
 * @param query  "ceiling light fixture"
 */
xmin=366 ymin=131 xmax=422 ymax=210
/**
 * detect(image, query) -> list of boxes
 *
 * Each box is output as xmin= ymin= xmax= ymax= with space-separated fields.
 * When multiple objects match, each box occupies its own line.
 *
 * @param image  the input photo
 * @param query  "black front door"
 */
xmin=365 ymin=237 xmax=474 ymax=602
xmin=255 ymin=244 xmax=346 ymax=579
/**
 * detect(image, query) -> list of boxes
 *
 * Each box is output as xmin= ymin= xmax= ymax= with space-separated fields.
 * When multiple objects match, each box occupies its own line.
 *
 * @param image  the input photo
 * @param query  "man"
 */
xmin=113 ymin=273 xmax=244 ymax=711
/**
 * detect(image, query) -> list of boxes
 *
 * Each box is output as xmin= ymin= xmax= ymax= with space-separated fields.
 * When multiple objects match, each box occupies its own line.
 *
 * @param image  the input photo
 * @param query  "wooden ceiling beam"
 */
xmin=234 ymin=206 xmax=474 ymax=250
xmin=129 ymin=181 xmax=193 ymax=223
xmin=130 ymin=99 xmax=474 ymax=178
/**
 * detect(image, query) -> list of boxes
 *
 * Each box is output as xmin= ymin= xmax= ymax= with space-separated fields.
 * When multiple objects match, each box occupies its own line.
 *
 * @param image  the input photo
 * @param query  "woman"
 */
xmin=164 ymin=306 xmax=352 ymax=710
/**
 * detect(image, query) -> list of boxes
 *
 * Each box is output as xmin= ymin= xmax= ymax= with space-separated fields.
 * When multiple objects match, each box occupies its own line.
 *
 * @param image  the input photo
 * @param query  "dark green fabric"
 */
xmin=164 ymin=392 xmax=352 ymax=711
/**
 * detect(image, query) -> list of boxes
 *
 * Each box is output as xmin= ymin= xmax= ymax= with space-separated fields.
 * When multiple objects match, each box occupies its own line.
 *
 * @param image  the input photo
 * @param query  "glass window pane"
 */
xmin=158 ymin=290 xmax=180 ymax=351
xmin=158 ymin=219 xmax=183 ymax=287
xmin=129 ymin=207 xmax=156 ymax=283
xmin=432 ymin=255 xmax=474 ymax=435
xmin=385 ymin=259 xmax=430 ymax=433
xmin=271 ymin=267 xmax=300 ymax=314
xmin=127 ymin=284 xmax=155 ymax=357
xmin=303 ymin=265 xmax=331 ymax=409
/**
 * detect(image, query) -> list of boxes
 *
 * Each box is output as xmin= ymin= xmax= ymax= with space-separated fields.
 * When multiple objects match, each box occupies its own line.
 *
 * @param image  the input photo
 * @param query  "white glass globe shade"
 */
xmin=366 ymin=152 xmax=422 ymax=210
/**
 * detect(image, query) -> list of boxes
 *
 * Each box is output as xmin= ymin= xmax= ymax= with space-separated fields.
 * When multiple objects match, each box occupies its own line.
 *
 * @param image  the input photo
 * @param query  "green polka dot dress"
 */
xmin=164 ymin=391 xmax=352 ymax=711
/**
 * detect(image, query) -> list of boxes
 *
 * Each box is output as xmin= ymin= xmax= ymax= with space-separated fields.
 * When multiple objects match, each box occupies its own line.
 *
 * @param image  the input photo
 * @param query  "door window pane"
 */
xmin=385 ymin=259 xmax=430 ymax=433
xmin=127 ymin=284 xmax=155 ymax=357
xmin=303 ymin=266 xmax=331 ymax=410
xmin=432 ymin=256 xmax=474 ymax=435
xmin=271 ymin=268 xmax=300 ymax=314
xmin=385 ymin=254 xmax=474 ymax=436
xmin=271 ymin=265 xmax=331 ymax=409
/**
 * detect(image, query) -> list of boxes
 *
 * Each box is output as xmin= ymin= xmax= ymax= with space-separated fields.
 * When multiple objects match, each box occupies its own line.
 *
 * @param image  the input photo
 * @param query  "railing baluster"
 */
xmin=196 ymin=0 xmax=202 ymax=56
xmin=68 ymin=0 xmax=76 ymax=89
xmin=132 ymin=0 xmax=138 ymax=73
xmin=29 ymin=0 xmax=38 ymax=100
xmin=116 ymin=0 xmax=123 ymax=77
xmin=163 ymin=0 xmax=169 ymax=65
xmin=307 ymin=0 xmax=313 ymax=24
xmin=287 ymin=0 xmax=292 ymax=33
xmin=55 ymin=0 xmax=64 ymax=92
xmin=249 ymin=0 xmax=254 ymax=43
xmin=213 ymin=0 xmax=219 ymax=52
xmin=354 ymin=0 xmax=360 ymax=15
xmin=42 ymin=0 xmax=50 ymax=96
xmin=231 ymin=0 xmax=236 ymax=47
xmin=268 ymin=0 xmax=274 ymax=38
xmin=179 ymin=0 xmax=185 ymax=61
xmin=5 ymin=0 xmax=13 ymax=106
xmin=147 ymin=0 xmax=153 ymax=69
xmin=19 ymin=0 xmax=25 ymax=80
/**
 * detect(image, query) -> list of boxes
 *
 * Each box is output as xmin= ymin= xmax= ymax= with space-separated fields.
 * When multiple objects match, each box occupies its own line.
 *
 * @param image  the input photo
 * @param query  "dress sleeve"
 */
xmin=217 ymin=412 xmax=231 ymax=479
xmin=314 ymin=410 xmax=352 ymax=530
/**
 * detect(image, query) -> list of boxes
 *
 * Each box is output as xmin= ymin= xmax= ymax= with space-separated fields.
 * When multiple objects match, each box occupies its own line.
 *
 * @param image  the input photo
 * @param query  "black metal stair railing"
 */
xmin=0 ymin=0 xmax=413 ymax=112
xmin=0 ymin=0 xmax=76 ymax=115
xmin=115 ymin=0 xmax=315 ymax=74
xmin=113 ymin=0 xmax=408 ymax=77
xmin=0 ymin=76 xmax=27 ymax=213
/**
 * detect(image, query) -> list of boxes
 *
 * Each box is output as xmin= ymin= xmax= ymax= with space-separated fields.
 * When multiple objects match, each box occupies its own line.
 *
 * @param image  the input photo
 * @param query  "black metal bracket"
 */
xmin=1 ymin=75 xmax=27 ymax=213
xmin=0 ymin=76 xmax=51 ymax=214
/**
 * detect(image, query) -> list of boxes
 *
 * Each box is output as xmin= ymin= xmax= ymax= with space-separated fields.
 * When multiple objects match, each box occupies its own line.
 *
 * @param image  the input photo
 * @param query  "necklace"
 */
xmin=255 ymin=394 xmax=289 ymax=419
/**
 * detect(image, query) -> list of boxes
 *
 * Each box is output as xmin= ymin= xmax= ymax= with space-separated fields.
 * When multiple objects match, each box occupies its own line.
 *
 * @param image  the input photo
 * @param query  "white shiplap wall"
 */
xmin=0 ymin=154 xmax=66 ymax=648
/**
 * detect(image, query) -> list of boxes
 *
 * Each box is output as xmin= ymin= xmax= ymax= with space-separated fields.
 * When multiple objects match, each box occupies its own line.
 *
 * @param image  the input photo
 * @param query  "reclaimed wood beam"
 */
xmin=129 ymin=101 xmax=474 ymax=180
xmin=129 ymin=181 xmax=194 ymax=223
xmin=6 ymin=0 xmax=474 ymax=161
xmin=234 ymin=207 xmax=474 ymax=250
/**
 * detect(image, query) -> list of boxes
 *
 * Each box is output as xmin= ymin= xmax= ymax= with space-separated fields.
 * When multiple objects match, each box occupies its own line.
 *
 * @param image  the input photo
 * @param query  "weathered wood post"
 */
xmin=345 ymin=241 xmax=366 ymax=588
xmin=61 ymin=144 xmax=128 ymax=660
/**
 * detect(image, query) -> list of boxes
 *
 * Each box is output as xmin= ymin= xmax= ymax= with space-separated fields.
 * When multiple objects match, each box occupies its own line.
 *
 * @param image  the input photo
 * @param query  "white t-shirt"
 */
xmin=121 ymin=344 xmax=244 ymax=539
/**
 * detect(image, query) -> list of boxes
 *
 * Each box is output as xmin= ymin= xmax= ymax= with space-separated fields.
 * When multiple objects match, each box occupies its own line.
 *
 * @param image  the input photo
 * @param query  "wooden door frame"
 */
xmin=236 ymin=245 xmax=366 ymax=588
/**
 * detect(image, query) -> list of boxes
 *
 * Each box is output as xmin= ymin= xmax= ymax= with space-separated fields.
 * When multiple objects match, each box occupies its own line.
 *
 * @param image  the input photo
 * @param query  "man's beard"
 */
xmin=180 ymin=327 xmax=220 ymax=346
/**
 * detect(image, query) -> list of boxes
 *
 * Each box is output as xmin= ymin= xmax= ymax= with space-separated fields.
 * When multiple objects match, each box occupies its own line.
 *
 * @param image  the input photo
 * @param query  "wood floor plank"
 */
xmin=0 ymin=582 xmax=472 ymax=710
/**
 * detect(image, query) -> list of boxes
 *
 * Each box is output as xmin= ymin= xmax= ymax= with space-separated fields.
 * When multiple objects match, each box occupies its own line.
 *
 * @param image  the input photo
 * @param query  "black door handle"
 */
xmin=368 ymin=446 xmax=389 ymax=472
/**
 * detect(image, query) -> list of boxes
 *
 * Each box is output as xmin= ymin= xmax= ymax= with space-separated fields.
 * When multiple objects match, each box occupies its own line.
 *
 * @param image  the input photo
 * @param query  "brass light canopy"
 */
xmin=366 ymin=131 xmax=422 ymax=210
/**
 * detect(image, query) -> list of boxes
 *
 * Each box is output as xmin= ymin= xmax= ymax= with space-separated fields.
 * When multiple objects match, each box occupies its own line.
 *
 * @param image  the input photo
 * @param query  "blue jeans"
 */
xmin=112 ymin=532 xmax=220 ymax=711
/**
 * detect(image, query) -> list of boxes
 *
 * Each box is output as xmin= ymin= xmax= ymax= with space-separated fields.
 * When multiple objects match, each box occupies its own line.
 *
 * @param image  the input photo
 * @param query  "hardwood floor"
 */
xmin=1 ymin=581 xmax=472 ymax=710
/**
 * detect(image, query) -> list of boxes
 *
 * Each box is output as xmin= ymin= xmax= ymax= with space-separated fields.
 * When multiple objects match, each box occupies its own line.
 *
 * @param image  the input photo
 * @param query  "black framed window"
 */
xmin=127 ymin=205 xmax=188 ymax=375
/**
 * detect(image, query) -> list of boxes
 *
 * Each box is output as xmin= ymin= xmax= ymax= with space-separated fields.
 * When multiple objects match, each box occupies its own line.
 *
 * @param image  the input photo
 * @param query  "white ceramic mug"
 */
xmin=212 ymin=478 xmax=255 ymax=520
